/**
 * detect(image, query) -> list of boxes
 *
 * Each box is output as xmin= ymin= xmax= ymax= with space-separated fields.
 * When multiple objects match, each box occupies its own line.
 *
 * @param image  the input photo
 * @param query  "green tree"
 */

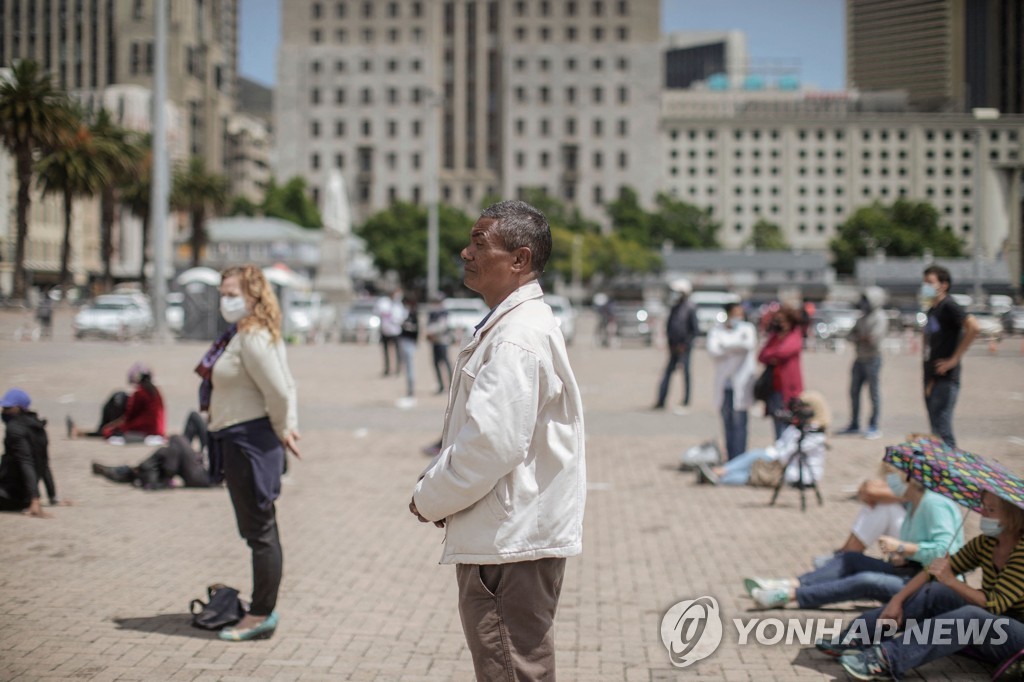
xmin=36 ymin=108 xmax=116 ymax=292
xmin=357 ymin=201 xmax=474 ymax=289
xmin=229 ymin=195 xmax=259 ymax=217
xmin=648 ymin=192 xmax=720 ymax=249
xmin=0 ymin=60 xmax=71 ymax=299
xmin=120 ymin=134 xmax=152 ymax=289
xmin=605 ymin=188 xmax=719 ymax=249
xmin=262 ymin=176 xmax=322 ymax=228
xmin=172 ymin=156 xmax=229 ymax=268
xmin=90 ymin=108 xmax=142 ymax=291
xmin=830 ymin=199 xmax=964 ymax=274
xmin=745 ymin=218 xmax=789 ymax=251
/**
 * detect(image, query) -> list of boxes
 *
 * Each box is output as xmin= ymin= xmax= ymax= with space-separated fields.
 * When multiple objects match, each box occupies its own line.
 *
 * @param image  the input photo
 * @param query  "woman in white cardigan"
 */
xmin=196 ymin=264 xmax=300 ymax=642
xmin=706 ymin=302 xmax=757 ymax=459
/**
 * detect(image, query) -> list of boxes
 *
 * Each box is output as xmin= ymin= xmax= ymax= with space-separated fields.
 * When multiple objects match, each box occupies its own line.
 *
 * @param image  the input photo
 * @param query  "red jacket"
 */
xmin=758 ymin=329 xmax=804 ymax=404
xmin=103 ymin=386 xmax=165 ymax=437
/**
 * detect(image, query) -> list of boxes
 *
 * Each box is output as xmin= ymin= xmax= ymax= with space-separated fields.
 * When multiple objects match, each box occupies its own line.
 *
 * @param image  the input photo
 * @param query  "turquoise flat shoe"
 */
xmin=218 ymin=611 xmax=279 ymax=641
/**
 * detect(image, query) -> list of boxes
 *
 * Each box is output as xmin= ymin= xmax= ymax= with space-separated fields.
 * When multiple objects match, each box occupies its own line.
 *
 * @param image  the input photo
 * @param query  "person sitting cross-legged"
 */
xmin=744 ymin=471 xmax=963 ymax=610
xmin=825 ymin=491 xmax=1024 ymax=681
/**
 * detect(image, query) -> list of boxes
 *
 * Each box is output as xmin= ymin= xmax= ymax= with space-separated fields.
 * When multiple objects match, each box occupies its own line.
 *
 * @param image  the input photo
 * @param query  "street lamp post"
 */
xmin=425 ymin=90 xmax=442 ymax=299
xmin=150 ymin=0 xmax=170 ymax=341
xmin=971 ymin=108 xmax=1000 ymax=304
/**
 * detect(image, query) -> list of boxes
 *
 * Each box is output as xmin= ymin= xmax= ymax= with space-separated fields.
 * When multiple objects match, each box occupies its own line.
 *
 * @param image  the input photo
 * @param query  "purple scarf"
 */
xmin=194 ymin=324 xmax=237 ymax=411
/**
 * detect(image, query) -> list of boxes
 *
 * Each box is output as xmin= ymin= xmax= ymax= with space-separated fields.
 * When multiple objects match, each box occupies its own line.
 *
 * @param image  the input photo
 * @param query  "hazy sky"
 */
xmin=238 ymin=0 xmax=845 ymax=90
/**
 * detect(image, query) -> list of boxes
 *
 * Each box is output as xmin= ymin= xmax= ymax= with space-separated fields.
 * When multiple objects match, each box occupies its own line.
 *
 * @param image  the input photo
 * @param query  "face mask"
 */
xmin=220 ymin=295 xmax=248 ymax=324
xmin=1 ymin=412 xmax=13 ymax=423
xmin=920 ymin=283 xmax=938 ymax=305
xmin=859 ymin=298 xmax=871 ymax=313
xmin=980 ymin=517 xmax=1004 ymax=537
xmin=886 ymin=473 xmax=908 ymax=497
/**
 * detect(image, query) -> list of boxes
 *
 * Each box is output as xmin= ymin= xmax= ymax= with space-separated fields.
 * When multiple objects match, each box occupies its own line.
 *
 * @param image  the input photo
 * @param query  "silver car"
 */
xmin=73 ymin=294 xmax=155 ymax=340
xmin=339 ymin=299 xmax=381 ymax=343
xmin=543 ymin=294 xmax=577 ymax=345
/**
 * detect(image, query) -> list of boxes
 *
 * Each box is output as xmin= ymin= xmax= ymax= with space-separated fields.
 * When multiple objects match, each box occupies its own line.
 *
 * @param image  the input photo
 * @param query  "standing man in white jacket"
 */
xmin=706 ymin=302 xmax=757 ymax=460
xmin=409 ymin=200 xmax=586 ymax=680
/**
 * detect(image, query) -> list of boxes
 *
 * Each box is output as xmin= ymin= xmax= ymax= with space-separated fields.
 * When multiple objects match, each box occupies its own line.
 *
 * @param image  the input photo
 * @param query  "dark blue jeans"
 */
xmin=657 ymin=345 xmax=692 ymax=407
xmin=925 ymin=378 xmax=960 ymax=448
xmin=847 ymin=582 xmax=1024 ymax=678
xmin=849 ymin=357 xmax=881 ymax=430
xmin=795 ymin=551 xmax=914 ymax=609
xmin=768 ymin=391 xmax=787 ymax=440
xmin=720 ymin=388 xmax=749 ymax=460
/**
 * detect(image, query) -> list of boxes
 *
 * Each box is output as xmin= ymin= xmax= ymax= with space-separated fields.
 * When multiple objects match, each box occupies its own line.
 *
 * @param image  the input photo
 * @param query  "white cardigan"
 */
xmin=413 ymin=281 xmax=587 ymax=565
xmin=707 ymin=320 xmax=757 ymax=412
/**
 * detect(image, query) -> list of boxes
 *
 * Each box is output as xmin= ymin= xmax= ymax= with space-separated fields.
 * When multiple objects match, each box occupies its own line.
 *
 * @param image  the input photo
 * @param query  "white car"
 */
xmin=689 ymin=291 xmax=742 ymax=335
xmin=340 ymin=299 xmax=381 ymax=343
xmin=442 ymin=297 xmax=490 ymax=345
xmin=543 ymin=294 xmax=577 ymax=345
xmin=286 ymin=292 xmax=337 ymax=343
xmin=74 ymin=294 xmax=155 ymax=340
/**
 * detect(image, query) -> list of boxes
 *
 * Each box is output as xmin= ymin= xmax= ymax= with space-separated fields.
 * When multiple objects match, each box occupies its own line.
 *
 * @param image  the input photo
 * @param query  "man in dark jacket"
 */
xmin=654 ymin=279 xmax=700 ymax=412
xmin=0 ymin=388 xmax=54 ymax=518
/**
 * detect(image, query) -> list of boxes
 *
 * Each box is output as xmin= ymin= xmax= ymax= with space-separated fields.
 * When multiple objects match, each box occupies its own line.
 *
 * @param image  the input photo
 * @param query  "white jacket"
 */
xmin=766 ymin=425 xmax=827 ymax=485
xmin=413 ymin=281 xmax=586 ymax=565
xmin=706 ymin=320 xmax=757 ymax=412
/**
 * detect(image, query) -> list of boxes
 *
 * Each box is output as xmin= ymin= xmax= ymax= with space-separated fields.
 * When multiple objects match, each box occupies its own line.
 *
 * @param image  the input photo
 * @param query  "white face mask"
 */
xmin=220 ymin=295 xmax=248 ymax=324
xmin=980 ymin=517 xmax=1004 ymax=537
xmin=886 ymin=472 xmax=908 ymax=497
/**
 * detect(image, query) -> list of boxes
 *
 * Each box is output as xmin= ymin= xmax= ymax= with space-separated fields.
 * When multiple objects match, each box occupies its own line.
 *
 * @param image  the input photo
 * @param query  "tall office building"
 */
xmin=275 ymin=0 xmax=661 ymax=226
xmin=0 ymin=0 xmax=238 ymax=170
xmin=664 ymin=31 xmax=747 ymax=90
xmin=847 ymin=0 xmax=1023 ymax=114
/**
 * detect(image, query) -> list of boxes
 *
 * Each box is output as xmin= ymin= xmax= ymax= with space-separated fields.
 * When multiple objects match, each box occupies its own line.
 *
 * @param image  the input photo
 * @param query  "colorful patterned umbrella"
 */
xmin=883 ymin=436 xmax=1024 ymax=512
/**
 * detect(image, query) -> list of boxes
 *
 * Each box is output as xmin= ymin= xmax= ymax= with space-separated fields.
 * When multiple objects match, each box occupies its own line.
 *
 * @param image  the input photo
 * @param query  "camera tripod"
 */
xmin=769 ymin=426 xmax=824 ymax=512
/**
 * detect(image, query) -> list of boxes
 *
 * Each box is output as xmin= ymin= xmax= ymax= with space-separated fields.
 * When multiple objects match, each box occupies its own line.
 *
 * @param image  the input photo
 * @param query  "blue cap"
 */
xmin=0 ymin=388 xmax=31 ymax=409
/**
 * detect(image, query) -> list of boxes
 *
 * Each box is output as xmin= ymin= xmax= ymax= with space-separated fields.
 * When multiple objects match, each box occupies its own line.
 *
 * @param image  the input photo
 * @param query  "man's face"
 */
xmin=923 ymin=272 xmax=947 ymax=296
xmin=461 ymin=218 xmax=518 ymax=304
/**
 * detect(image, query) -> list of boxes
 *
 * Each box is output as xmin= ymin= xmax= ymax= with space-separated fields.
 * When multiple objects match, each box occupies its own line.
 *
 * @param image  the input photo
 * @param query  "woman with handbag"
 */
xmin=757 ymin=305 xmax=805 ymax=439
xmin=196 ymin=264 xmax=300 ymax=642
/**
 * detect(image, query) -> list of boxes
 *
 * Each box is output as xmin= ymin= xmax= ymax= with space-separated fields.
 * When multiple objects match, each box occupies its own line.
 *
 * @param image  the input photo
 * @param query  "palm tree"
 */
xmin=90 ymin=108 xmax=142 ymax=291
xmin=36 ymin=107 xmax=115 ymax=293
xmin=120 ymin=135 xmax=153 ymax=289
xmin=0 ymin=60 xmax=71 ymax=300
xmin=172 ymin=156 xmax=228 ymax=268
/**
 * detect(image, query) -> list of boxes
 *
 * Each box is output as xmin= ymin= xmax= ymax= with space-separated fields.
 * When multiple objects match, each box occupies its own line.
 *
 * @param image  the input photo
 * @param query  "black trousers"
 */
xmin=222 ymin=438 xmax=282 ymax=616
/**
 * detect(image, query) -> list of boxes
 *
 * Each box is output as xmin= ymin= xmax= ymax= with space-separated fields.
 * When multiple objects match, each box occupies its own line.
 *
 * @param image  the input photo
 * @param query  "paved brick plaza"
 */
xmin=2 ymin=308 xmax=1023 ymax=681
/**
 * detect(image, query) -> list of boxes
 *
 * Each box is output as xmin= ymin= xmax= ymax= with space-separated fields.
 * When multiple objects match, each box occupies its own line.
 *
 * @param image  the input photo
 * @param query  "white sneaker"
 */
xmin=752 ymin=587 xmax=790 ymax=609
xmin=144 ymin=435 xmax=167 ymax=446
xmin=106 ymin=436 xmax=126 ymax=446
xmin=743 ymin=577 xmax=791 ymax=596
xmin=395 ymin=397 xmax=417 ymax=410
xmin=672 ymin=405 xmax=690 ymax=415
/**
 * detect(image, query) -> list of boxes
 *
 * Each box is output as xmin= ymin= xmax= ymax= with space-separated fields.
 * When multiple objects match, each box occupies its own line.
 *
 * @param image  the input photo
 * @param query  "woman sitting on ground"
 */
xmin=68 ymin=362 xmax=166 ymax=444
xmin=828 ymin=490 xmax=1024 ymax=681
xmin=92 ymin=435 xmax=210 ymax=490
xmin=743 ymin=467 xmax=964 ymax=609
xmin=697 ymin=391 xmax=829 ymax=488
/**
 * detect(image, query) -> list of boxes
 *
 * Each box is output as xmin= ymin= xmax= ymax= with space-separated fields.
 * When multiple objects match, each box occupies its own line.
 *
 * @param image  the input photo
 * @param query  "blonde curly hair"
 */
xmin=221 ymin=265 xmax=282 ymax=342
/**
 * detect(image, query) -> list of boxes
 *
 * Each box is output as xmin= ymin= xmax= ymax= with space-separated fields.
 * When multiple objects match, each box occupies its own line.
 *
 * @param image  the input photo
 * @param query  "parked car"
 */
xmin=1003 ymin=307 xmax=1024 ymax=335
xmin=810 ymin=302 xmax=859 ymax=341
xmin=966 ymin=306 xmax=1003 ymax=342
xmin=897 ymin=304 xmax=927 ymax=330
xmin=286 ymin=292 xmax=337 ymax=343
xmin=339 ymin=299 xmax=381 ymax=343
xmin=442 ymin=297 xmax=490 ymax=345
xmin=73 ymin=294 xmax=154 ymax=340
xmin=543 ymin=294 xmax=577 ymax=345
xmin=612 ymin=301 xmax=654 ymax=345
xmin=690 ymin=291 xmax=742 ymax=335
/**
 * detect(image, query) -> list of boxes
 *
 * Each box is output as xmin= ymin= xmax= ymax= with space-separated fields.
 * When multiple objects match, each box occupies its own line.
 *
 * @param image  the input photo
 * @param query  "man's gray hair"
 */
xmin=480 ymin=200 xmax=552 ymax=274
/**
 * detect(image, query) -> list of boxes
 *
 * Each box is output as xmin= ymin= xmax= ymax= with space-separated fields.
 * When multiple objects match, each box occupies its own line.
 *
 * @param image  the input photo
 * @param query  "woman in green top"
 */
xmin=744 ymin=472 xmax=964 ymax=609
xmin=836 ymin=491 xmax=1024 ymax=680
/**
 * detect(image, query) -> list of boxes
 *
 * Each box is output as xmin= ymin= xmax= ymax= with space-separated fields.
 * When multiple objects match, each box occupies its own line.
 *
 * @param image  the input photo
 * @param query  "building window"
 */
xmin=334 ymin=153 xmax=344 ymax=168
xmin=566 ymin=26 xmax=577 ymax=41
xmin=515 ymin=119 xmax=525 ymax=135
xmin=594 ymin=151 xmax=603 ymax=168
xmin=618 ymin=119 xmax=628 ymax=136
xmin=592 ymin=87 xmax=603 ymax=104
xmin=312 ymin=29 xmax=322 ymax=43
xmin=387 ymin=120 xmax=398 ymax=137
xmin=361 ymin=88 xmax=373 ymax=104
xmin=335 ymin=88 xmax=346 ymax=104
xmin=540 ymin=151 xmax=550 ymax=168
xmin=311 ymin=61 xmax=322 ymax=74
xmin=335 ymin=29 xmax=347 ymax=43
xmin=617 ymin=86 xmax=628 ymax=104
xmin=362 ymin=119 xmax=372 ymax=136
xmin=593 ymin=119 xmax=603 ymax=137
xmin=593 ymin=26 xmax=604 ymax=41
xmin=617 ymin=26 xmax=628 ymax=40
xmin=566 ymin=87 xmax=576 ymax=104
xmin=540 ymin=119 xmax=550 ymax=136
xmin=618 ymin=151 xmax=627 ymax=169
xmin=565 ymin=118 xmax=576 ymax=135
xmin=335 ymin=60 xmax=346 ymax=73
xmin=311 ymin=88 xmax=321 ymax=105
xmin=311 ymin=121 xmax=321 ymax=137
xmin=311 ymin=153 xmax=320 ymax=170
xmin=336 ymin=2 xmax=347 ymax=17
xmin=335 ymin=120 xmax=346 ymax=137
